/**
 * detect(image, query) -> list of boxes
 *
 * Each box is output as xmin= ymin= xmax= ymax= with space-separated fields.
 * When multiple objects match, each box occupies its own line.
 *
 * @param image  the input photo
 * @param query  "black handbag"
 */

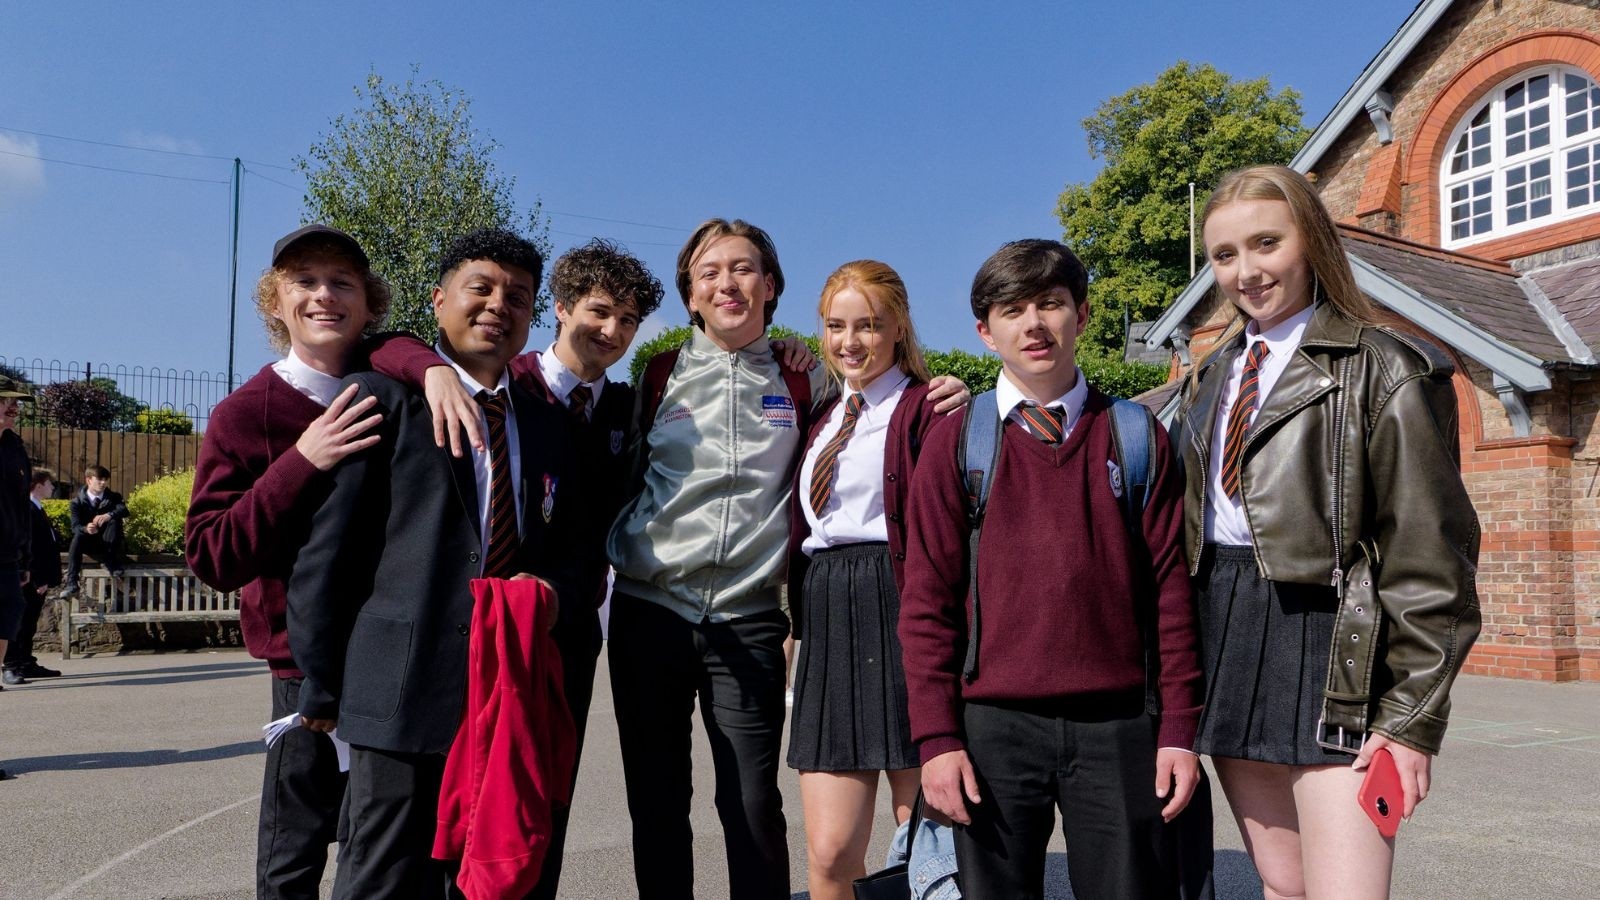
xmin=852 ymin=793 xmax=926 ymax=900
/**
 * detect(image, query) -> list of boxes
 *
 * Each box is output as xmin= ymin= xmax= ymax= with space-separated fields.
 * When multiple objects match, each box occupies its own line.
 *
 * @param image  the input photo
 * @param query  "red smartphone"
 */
xmin=1357 ymin=747 xmax=1403 ymax=838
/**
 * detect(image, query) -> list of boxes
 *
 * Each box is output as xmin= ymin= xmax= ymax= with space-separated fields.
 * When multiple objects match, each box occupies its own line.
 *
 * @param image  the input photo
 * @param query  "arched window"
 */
xmin=1441 ymin=66 xmax=1600 ymax=247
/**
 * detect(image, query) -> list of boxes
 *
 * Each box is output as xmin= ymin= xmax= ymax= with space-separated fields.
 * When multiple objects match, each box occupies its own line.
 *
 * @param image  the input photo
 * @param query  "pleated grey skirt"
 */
xmin=787 ymin=542 xmax=918 ymax=772
xmin=1194 ymin=544 xmax=1355 ymax=765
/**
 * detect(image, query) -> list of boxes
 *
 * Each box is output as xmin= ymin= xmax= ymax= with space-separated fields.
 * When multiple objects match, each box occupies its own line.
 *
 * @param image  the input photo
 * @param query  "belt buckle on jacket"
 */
xmin=1315 ymin=716 xmax=1365 ymax=754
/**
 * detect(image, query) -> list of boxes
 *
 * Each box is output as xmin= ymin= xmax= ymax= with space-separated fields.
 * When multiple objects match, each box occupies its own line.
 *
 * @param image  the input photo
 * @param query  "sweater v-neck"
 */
xmin=1002 ymin=397 xmax=1097 ymax=466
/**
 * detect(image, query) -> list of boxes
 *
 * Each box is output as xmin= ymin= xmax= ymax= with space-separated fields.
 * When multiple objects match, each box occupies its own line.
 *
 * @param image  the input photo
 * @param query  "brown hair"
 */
xmin=254 ymin=235 xmax=392 ymax=354
xmin=550 ymin=239 xmax=665 ymax=335
xmin=1193 ymin=165 xmax=1378 ymax=382
xmin=675 ymin=218 xmax=784 ymax=328
xmin=31 ymin=467 xmax=55 ymax=488
xmin=817 ymin=260 xmax=932 ymax=386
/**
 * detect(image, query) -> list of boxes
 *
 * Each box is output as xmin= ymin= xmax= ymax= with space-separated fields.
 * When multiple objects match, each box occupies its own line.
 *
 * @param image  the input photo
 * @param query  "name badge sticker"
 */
xmin=761 ymin=395 xmax=796 ymax=429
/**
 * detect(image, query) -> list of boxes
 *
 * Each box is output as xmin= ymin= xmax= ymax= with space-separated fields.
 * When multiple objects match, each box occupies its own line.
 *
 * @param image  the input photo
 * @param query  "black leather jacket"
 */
xmin=1176 ymin=303 xmax=1481 ymax=755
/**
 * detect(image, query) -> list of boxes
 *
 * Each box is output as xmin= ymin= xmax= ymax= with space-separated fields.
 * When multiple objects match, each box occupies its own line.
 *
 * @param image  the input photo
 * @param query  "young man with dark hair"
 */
xmin=899 ymin=239 xmax=1205 ymax=899
xmin=186 ymin=224 xmax=390 ymax=899
xmin=289 ymin=227 xmax=579 ymax=899
xmin=4 ymin=468 xmax=63 ymax=685
xmin=366 ymin=236 xmax=666 ymax=898
xmin=62 ymin=464 xmax=130 ymax=598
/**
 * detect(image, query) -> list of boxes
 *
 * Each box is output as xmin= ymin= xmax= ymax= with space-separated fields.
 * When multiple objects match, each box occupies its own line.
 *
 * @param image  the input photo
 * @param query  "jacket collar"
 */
xmin=1299 ymin=300 xmax=1362 ymax=350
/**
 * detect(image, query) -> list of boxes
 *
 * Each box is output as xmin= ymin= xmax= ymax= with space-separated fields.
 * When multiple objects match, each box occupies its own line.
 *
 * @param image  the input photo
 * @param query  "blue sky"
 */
xmin=1 ymin=1 xmax=1417 ymax=386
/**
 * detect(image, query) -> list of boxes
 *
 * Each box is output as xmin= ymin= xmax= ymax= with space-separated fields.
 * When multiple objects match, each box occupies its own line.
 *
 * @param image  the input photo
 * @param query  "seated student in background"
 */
xmin=5 ymin=468 xmax=64 ymax=685
xmin=899 ymin=239 xmax=1205 ymax=900
xmin=63 ymin=464 xmax=129 ymax=596
xmin=288 ymin=228 xmax=580 ymax=900
xmin=186 ymin=224 xmax=389 ymax=900
xmin=786 ymin=260 xmax=947 ymax=900
xmin=367 ymin=237 xmax=666 ymax=899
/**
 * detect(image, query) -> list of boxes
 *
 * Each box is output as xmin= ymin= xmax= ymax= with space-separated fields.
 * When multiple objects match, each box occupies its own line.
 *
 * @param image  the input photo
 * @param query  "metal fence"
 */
xmin=3 ymin=357 xmax=239 ymax=492
xmin=2 ymin=357 xmax=238 ymax=432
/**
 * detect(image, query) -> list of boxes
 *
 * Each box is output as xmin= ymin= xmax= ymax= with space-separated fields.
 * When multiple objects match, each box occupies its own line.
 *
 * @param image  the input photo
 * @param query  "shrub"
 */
xmin=125 ymin=469 xmax=195 ymax=555
xmin=135 ymin=408 xmax=195 ymax=435
xmin=39 ymin=381 xmax=119 ymax=430
xmin=626 ymin=325 xmax=694 ymax=384
xmin=1079 ymin=350 xmax=1169 ymax=399
xmin=924 ymin=348 xmax=1004 ymax=394
xmin=42 ymin=498 xmax=72 ymax=540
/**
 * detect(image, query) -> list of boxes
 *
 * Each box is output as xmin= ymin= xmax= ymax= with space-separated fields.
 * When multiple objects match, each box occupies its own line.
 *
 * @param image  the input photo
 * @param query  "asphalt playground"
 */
xmin=1 ymin=649 xmax=1596 ymax=899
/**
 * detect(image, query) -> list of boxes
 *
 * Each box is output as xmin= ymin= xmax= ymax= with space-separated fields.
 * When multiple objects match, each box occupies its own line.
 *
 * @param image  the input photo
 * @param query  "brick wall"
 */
xmin=1311 ymin=0 xmax=1600 ymax=259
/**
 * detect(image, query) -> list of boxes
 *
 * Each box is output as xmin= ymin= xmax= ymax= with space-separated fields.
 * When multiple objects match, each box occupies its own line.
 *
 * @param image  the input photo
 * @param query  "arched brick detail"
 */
xmin=1404 ymin=30 xmax=1600 ymax=248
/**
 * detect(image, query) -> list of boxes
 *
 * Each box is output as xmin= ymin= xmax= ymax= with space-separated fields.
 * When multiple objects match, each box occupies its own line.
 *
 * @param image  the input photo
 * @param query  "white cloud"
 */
xmin=0 ymin=133 xmax=47 ymax=200
xmin=121 ymin=131 xmax=208 ymax=156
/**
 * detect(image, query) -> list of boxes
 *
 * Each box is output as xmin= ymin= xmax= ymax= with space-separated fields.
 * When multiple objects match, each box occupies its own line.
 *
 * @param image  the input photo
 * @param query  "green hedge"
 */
xmin=43 ymin=498 xmax=71 ymax=540
xmin=125 ymin=469 xmax=194 ymax=555
xmin=135 ymin=408 xmax=195 ymax=435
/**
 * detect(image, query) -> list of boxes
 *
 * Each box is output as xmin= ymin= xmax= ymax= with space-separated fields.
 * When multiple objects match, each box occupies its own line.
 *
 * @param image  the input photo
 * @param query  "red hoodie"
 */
xmin=433 ymin=578 xmax=577 ymax=900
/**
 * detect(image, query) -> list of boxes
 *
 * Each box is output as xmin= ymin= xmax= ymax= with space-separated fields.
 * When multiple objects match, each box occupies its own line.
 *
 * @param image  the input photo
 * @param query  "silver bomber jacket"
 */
xmin=607 ymin=328 xmax=828 ymax=623
xmin=1176 ymin=302 xmax=1481 ymax=755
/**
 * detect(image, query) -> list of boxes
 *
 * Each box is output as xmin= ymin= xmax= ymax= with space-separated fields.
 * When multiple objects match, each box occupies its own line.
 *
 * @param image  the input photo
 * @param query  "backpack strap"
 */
xmin=628 ymin=347 xmax=684 ymax=493
xmin=1106 ymin=397 xmax=1162 ymax=715
xmin=779 ymin=363 xmax=814 ymax=437
xmin=956 ymin=391 xmax=1001 ymax=683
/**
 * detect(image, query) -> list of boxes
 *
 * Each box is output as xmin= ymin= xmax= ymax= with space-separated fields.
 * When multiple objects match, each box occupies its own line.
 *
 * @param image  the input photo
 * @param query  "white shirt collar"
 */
xmin=996 ymin=367 xmax=1090 ymax=429
xmin=31 ymin=496 xmax=43 ymax=510
xmin=845 ymin=368 xmax=911 ymax=408
xmin=433 ymin=344 xmax=512 ymax=398
xmin=539 ymin=342 xmax=607 ymax=405
xmin=276 ymin=348 xmax=346 ymax=408
xmin=1243 ymin=302 xmax=1316 ymax=356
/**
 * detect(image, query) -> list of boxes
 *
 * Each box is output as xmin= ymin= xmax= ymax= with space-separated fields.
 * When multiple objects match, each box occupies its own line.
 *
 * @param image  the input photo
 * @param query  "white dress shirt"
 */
xmin=799 ymin=369 xmax=911 ymax=553
xmin=995 ymin=367 xmax=1090 ymax=440
xmin=538 ymin=342 xmax=608 ymax=421
xmin=272 ymin=349 xmax=344 ymax=409
xmin=1204 ymin=303 xmax=1317 ymax=546
xmin=435 ymin=345 xmax=525 ymax=573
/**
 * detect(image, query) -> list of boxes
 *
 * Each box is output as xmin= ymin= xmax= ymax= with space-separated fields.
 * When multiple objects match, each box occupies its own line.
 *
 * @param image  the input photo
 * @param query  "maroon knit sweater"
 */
xmin=186 ymin=365 xmax=335 ymax=677
xmin=898 ymin=389 xmax=1204 ymax=762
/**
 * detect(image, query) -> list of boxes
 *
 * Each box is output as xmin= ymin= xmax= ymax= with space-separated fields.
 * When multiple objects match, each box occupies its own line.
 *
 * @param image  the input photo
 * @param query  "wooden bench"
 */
xmin=58 ymin=566 xmax=240 ymax=659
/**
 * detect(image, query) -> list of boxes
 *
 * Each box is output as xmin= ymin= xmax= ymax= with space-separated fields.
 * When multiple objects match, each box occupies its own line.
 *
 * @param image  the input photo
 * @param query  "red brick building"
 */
xmin=1144 ymin=0 xmax=1600 ymax=681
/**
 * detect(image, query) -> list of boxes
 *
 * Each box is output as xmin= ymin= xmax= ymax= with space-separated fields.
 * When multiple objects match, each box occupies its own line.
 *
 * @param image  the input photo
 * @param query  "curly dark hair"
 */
xmin=549 ymin=239 xmax=665 ymax=332
xmin=437 ymin=228 xmax=544 ymax=287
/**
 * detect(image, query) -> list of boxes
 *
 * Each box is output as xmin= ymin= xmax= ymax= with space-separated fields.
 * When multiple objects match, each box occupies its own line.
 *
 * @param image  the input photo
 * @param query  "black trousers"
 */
xmin=607 ymin=594 xmax=791 ymax=900
xmin=954 ymin=695 xmax=1181 ymax=900
xmin=260 ymin=676 xmax=347 ymax=900
xmin=526 ymin=606 xmax=603 ymax=900
xmin=3 ymin=584 xmax=47 ymax=668
xmin=333 ymin=745 xmax=451 ymax=900
xmin=65 ymin=527 xmax=127 ymax=585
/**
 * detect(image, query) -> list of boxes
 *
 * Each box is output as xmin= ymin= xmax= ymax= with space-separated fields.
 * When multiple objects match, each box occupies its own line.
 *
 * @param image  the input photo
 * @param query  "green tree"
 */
xmin=1057 ymin=61 xmax=1308 ymax=368
xmin=297 ymin=69 xmax=552 ymax=342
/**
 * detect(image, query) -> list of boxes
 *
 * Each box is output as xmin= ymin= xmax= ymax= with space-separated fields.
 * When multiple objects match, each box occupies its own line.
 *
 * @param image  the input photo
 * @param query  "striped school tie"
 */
xmin=808 ymin=392 xmax=864 ymax=517
xmin=1016 ymin=402 xmax=1066 ymax=446
xmin=567 ymin=383 xmax=592 ymax=422
xmin=1221 ymin=341 xmax=1271 ymax=500
xmin=476 ymin=390 xmax=520 ymax=578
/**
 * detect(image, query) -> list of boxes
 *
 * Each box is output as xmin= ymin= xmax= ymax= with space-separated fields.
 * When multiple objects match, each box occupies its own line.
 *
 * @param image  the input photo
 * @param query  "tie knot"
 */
xmin=1246 ymin=341 xmax=1270 ymax=369
xmin=568 ymin=384 xmax=593 ymax=418
xmin=476 ymin=389 xmax=506 ymax=416
xmin=844 ymin=392 xmax=864 ymax=417
xmin=1018 ymin=402 xmax=1066 ymax=445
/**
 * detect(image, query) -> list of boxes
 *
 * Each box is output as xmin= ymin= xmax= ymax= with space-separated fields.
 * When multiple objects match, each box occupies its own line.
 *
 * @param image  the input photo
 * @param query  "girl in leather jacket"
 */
xmin=1181 ymin=165 xmax=1480 ymax=899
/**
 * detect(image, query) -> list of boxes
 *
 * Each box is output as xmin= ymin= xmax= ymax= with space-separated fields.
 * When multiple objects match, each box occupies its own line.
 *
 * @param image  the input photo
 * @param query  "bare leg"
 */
xmin=886 ymin=767 xmax=922 ymax=825
xmin=799 ymin=770 xmax=880 ymax=900
xmin=1212 ymin=757 xmax=1308 ymax=900
xmin=1293 ymin=764 xmax=1394 ymax=900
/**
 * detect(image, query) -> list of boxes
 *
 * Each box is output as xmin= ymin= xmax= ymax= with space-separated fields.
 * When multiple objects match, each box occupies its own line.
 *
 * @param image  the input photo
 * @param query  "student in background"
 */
xmin=63 ymin=464 xmax=129 ymax=597
xmin=1 ymin=376 xmax=35 ymax=699
xmin=1179 ymin=164 xmax=1480 ymax=900
xmin=4 ymin=468 xmax=64 ymax=684
xmin=786 ymin=260 xmax=945 ymax=899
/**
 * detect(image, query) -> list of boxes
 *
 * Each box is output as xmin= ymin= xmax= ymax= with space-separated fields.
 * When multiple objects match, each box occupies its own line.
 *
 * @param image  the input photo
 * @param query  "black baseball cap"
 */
xmin=271 ymin=224 xmax=370 ymax=268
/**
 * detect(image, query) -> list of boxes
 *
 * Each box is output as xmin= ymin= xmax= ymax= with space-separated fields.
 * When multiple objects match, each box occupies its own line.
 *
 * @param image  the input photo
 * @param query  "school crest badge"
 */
xmin=1107 ymin=459 xmax=1124 ymax=499
xmin=542 ymin=474 xmax=558 ymax=523
xmin=610 ymin=429 xmax=624 ymax=455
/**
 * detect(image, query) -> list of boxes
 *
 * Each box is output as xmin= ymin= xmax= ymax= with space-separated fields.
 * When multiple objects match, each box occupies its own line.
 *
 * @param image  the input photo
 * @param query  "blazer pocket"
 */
xmin=341 ymin=611 xmax=413 ymax=722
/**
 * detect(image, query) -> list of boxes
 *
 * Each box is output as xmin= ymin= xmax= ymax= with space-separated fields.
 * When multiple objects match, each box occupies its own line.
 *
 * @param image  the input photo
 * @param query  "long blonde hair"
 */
xmin=817 ymin=260 xmax=932 ymax=387
xmin=1191 ymin=165 xmax=1377 ymax=382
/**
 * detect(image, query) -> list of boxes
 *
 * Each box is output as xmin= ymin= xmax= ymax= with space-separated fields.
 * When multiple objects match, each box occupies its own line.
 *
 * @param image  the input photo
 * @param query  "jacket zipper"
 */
xmin=1328 ymin=355 xmax=1352 ymax=588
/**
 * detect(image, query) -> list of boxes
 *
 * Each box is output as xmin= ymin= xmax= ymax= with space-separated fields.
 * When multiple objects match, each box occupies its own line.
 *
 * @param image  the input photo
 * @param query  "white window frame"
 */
xmin=1440 ymin=65 xmax=1600 ymax=249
